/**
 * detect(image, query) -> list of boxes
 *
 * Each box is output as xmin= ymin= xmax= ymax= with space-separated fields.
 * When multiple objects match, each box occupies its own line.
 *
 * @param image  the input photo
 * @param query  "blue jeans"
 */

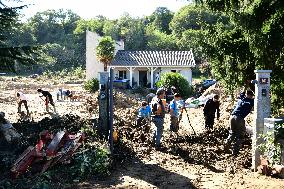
xmin=152 ymin=117 xmax=164 ymax=147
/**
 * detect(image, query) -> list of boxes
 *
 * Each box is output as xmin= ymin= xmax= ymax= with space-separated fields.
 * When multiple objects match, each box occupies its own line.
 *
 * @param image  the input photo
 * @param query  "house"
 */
xmin=86 ymin=31 xmax=196 ymax=88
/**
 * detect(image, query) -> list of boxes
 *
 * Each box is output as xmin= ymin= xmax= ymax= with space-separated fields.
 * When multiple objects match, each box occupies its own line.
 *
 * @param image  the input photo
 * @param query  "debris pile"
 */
xmin=0 ymin=114 xmax=111 ymax=188
xmin=11 ymin=130 xmax=85 ymax=178
xmin=257 ymin=158 xmax=284 ymax=178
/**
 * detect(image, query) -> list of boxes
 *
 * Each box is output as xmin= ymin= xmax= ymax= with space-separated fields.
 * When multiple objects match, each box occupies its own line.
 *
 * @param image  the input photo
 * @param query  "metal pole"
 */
xmin=109 ymin=68 xmax=114 ymax=155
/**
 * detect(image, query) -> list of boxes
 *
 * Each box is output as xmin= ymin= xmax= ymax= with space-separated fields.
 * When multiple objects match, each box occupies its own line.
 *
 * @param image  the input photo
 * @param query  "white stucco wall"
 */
xmin=112 ymin=67 xmax=193 ymax=87
xmin=86 ymin=31 xmax=124 ymax=80
xmin=160 ymin=67 xmax=192 ymax=85
xmin=86 ymin=31 xmax=102 ymax=80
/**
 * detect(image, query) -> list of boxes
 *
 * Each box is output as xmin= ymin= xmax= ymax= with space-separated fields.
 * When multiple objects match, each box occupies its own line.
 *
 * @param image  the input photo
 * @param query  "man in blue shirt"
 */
xmin=169 ymin=93 xmax=181 ymax=132
xmin=225 ymin=90 xmax=254 ymax=156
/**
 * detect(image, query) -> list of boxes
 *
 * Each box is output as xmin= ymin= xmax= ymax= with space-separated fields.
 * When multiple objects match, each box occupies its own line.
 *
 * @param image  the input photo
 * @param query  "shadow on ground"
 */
xmin=75 ymin=157 xmax=197 ymax=189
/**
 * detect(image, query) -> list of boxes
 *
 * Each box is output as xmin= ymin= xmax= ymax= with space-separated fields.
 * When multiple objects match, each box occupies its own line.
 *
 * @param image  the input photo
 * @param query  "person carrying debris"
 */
xmin=136 ymin=101 xmax=151 ymax=127
xmin=203 ymin=94 xmax=220 ymax=129
xmin=151 ymin=88 xmax=166 ymax=149
xmin=37 ymin=89 xmax=56 ymax=113
xmin=224 ymin=89 xmax=254 ymax=156
xmin=0 ymin=112 xmax=21 ymax=145
xmin=16 ymin=92 xmax=29 ymax=115
xmin=169 ymin=93 xmax=182 ymax=132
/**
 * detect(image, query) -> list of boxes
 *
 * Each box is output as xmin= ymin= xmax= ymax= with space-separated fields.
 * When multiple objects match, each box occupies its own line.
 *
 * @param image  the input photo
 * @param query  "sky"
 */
xmin=6 ymin=0 xmax=191 ymax=20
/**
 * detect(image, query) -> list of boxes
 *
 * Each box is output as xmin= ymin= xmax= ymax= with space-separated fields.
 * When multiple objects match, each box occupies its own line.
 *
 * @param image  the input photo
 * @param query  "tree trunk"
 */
xmin=104 ymin=63 xmax=107 ymax=71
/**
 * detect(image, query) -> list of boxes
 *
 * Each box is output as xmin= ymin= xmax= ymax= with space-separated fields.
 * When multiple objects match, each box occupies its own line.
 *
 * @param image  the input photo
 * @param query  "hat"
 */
xmin=0 ymin=112 xmax=5 ymax=118
xmin=156 ymin=88 xmax=165 ymax=96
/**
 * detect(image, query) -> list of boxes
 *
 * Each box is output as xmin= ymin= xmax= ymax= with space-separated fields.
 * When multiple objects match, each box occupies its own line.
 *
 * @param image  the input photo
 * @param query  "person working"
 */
xmin=137 ymin=101 xmax=151 ymax=127
xmin=37 ymin=89 xmax=56 ymax=113
xmin=169 ymin=93 xmax=182 ymax=132
xmin=151 ymin=88 xmax=166 ymax=149
xmin=57 ymin=88 xmax=72 ymax=101
xmin=203 ymin=94 xmax=220 ymax=130
xmin=16 ymin=92 xmax=29 ymax=115
xmin=225 ymin=89 xmax=254 ymax=156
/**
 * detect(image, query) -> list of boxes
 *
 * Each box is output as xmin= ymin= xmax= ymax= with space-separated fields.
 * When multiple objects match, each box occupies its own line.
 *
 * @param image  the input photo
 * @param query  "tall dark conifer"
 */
xmin=0 ymin=1 xmax=38 ymax=72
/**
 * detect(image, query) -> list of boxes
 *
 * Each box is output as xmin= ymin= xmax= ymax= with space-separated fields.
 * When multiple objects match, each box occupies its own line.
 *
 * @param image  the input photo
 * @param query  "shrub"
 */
xmin=131 ymin=86 xmax=148 ymax=96
xmin=72 ymin=66 xmax=85 ymax=79
xmin=84 ymin=78 xmax=99 ymax=92
xmin=156 ymin=72 xmax=193 ymax=98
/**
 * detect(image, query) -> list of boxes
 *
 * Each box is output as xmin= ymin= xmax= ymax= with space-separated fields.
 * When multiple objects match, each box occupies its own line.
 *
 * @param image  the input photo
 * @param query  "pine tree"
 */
xmin=0 ymin=1 xmax=38 ymax=72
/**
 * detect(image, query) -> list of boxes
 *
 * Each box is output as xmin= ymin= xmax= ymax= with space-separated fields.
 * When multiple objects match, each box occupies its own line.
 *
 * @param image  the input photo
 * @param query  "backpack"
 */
xmin=150 ymin=97 xmax=163 ymax=115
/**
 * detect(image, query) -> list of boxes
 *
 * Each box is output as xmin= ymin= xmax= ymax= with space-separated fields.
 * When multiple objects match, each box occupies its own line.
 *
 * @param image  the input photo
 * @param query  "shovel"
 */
xmin=183 ymin=107 xmax=196 ymax=135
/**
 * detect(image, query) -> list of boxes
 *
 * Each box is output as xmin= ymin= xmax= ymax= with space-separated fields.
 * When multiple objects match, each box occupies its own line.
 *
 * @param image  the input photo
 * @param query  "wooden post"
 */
xmin=252 ymin=70 xmax=272 ymax=171
xmin=109 ymin=69 xmax=114 ymax=154
xmin=130 ymin=67 xmax=133 ymax=88
xmin=98 ymin=72 xmax=109 ymax=140
xmin=151 ymin=67 xmax=154 ymax=89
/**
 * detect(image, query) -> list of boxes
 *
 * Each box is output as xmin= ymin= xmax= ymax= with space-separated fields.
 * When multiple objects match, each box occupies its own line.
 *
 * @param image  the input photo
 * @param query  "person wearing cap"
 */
xmin=150 ymin=88 xmax=166 ymax=149
xmin=225 ymin=89 xmax=254 ymax=156
xmin=203 ymin=94 xmax=220 ymax=129
xmin=16 ymin=92 xmax=29 ymax=115
xmin=37 ymin=89 xmax=56 ymax=113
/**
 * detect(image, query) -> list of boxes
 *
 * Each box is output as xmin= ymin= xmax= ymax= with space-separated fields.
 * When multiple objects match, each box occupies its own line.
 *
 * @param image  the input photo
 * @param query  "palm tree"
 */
xmin=96 ymin=36 xmax=115 ymax=71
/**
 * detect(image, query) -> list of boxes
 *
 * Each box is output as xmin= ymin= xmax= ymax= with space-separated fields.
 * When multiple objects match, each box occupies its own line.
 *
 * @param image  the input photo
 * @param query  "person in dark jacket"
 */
xmin=225 ymin=89 xmax=254 ymax=156
xmin=203 ymin=94 xmax=220 ymax=129
xmin=37 ymin=89 xmax=56 ymax=113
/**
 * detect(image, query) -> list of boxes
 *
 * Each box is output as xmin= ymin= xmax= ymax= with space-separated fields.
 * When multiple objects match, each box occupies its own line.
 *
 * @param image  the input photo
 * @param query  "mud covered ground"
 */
xmin=0 ymin=76 xmax=283 ymax=189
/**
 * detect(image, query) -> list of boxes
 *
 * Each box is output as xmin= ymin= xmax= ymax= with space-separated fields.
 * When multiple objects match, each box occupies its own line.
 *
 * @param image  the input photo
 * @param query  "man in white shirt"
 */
xmin=16 ymin=92 xmax=29 ymax=115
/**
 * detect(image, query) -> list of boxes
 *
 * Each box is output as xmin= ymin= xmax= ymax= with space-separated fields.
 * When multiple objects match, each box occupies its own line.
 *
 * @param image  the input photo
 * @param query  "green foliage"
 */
xmin=170 ymin=5 xmax=229 ymax=37
xmin=84 ymin=78 xmax=99 ymax=93
xmin=71 ymin=145 xmax=110 ymax=179
xmin=145 ymin=25 xmax=178 ymax=50
xmin=96 ymin=36 xmax=115 ymax=71
xmin=29 ymin=9 xmax=80 ymax=45
xmin=40 ymin=67 xmax=85 ymax=83
xmin=200 ymin=0 xmax=284 ymax=113
xmin=156 ymin=72 xmax=193 ymax=98
xmin=74 ymin=16 xmax=106 ymax=36
xmin=147 ymin=7 xmax=174 ymax=34
xmin=258 ymin=123 xmax=284 ymax=166
xmin=0 ymin=2 xmax=40 ymax=72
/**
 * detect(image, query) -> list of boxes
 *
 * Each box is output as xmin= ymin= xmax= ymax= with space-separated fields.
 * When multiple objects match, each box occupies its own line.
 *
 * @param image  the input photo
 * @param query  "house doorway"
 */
xmin=139 ymin=71 xmax=148 ymax=87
